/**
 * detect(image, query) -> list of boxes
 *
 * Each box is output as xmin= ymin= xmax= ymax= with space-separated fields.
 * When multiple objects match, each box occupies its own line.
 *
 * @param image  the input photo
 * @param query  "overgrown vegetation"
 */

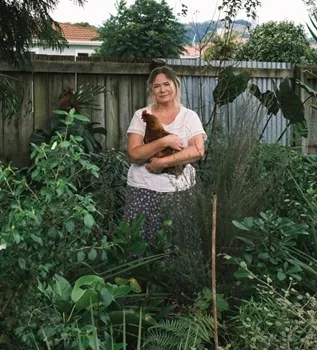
xmin=2 ymin=0 xmax=317 ymax=348
xmin=2 ymin=82 xmax=317 ymax=348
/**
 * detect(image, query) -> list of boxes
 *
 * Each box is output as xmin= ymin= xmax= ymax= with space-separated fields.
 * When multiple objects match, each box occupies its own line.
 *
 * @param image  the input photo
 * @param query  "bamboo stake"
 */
xmin=211 ymin=194 xmax=218 ymax=350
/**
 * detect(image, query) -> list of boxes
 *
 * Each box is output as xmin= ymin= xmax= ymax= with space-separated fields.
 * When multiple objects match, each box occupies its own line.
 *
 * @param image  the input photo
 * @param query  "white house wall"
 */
xmin=32 ymin=41 xmax=102 ymax=57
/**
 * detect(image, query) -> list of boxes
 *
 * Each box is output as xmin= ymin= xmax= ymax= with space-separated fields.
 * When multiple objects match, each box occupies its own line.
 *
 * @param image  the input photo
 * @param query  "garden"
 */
xmin=1 ymin=59 xmax=317 ymax=350
xmin=2 ymin=0 xmax=317 ymax=348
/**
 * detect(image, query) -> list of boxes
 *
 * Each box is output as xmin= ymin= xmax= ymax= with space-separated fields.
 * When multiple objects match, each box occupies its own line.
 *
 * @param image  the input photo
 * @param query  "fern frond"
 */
xmin=143 ymin=314 xmax=214 ymax=350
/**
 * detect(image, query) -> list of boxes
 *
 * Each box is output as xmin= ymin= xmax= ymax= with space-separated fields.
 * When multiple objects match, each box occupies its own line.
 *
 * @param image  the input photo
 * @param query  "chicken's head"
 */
xmin=141 ymin=109 xmax=149 ymax=123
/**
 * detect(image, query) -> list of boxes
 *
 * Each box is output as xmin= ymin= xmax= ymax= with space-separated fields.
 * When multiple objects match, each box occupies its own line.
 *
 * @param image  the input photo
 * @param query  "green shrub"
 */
xmin=232 ymin=210 xmax=308 ymax=286
xmin=229 ymin=281 xmax=317 ymax=349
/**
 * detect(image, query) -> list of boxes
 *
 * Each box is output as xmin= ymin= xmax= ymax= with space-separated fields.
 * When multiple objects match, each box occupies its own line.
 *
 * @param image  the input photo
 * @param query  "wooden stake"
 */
xmin=212 ymin=194 xmax=218 ymax=349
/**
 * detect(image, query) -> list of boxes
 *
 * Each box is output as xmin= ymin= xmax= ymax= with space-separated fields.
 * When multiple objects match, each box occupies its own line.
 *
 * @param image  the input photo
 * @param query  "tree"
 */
xmin=302 ymin=0 xmax=317 ymax=14
xmin=203 ymin=32 xmax=242 ymax=61
xmin=218 ymin=0 xmax=261 ymax=23
xmin=0 ymin=0 xmax=86 ymax=67
xmin=236 ymin=21 xmax=310 ymax=63
xmin=96 ymin=0 xmax=187 ymax=59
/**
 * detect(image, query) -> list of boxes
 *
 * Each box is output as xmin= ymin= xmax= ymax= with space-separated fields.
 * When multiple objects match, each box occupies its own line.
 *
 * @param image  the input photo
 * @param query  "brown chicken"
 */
xmin=142 ymin=110 xmax=183 ymax=176
xmin=57 ymin=89 xmax=81 ymax=113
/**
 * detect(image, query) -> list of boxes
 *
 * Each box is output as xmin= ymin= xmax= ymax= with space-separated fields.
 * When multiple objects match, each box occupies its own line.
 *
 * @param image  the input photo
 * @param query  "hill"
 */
xmin=185 ymin=19 xmax=251 ymax=44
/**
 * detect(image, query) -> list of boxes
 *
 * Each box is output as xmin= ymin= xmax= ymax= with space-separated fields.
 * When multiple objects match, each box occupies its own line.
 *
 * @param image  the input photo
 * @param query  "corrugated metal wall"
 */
xmin=167 ymin=59 xmax=293 ymax=145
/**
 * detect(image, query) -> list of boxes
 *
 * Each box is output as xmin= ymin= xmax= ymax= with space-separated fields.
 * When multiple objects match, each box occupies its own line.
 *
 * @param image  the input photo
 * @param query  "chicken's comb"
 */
xmin=142 ymin=109 xmax=148 ymax=117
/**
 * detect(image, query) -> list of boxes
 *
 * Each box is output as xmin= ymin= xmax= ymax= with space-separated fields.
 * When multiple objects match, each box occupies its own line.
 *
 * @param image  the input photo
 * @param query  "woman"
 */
xmin=124 ymin=66 xmax=206 ymax=243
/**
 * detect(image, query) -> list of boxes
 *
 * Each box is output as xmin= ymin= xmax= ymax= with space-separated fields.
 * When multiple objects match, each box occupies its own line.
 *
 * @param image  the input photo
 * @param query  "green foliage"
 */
xmin=30 ymin=84 xmax=108 ymax=154
xmin=0 ymin=106 xmax=221 ymax=348
xmin=51 ymin=108 xmax=106 ymax=153
xmin=89 ymin=150 xmax=129 ymax=231
xmin=0 ymin=121 xmax=108 ymax=345
xmin=229 ymin=282 xmax=317 ymax=349
xmin=96 ymin=0 xmax=187 ymax=58
xmin=144 ymin=315 xmax=214 ymax=349
xmin=0 ymin=119 xmax=177 ymax=347
xmin=158 ymin=189 xmax=210 ymax=299
xmin=194 ymin=287 xmax=230 ymax=317
xmin=0 ymin=132 xmax=100 ymax=284
xmin=74 ymin=83 xmax=110 ymax=111
xmin=300 ymin=13 xmax=317 ymax=119
xmin=232 ymin=210 xmax=308 ymax=284
xmin=213 ymin=66 xmax=251 ymax=107
xmin=16 ymin=274 xmax=148 ymax=349
xmin=251 ymin=77 xmax=306 ymax=124
xmin=236 ymin=21 xmax=310 ymax=63
xmin=258 ymin=144 xmax=317 ymax=255
xmin=204 ymin=33 xmax=242 ymax=61
xmin=198 ymin=114 xmax=278 ymax=295
xmin=273 ymin=78 xmax=305 ymax=125
xmin=204 ymin=64 xmax=252 ymax=128
xmin=0 ymin=0 xmax=86 ymax=67
xmin=250 ymin=77 xmax=306 ymax=140
xmin=143 ymin=287 xmax=226 ymax=349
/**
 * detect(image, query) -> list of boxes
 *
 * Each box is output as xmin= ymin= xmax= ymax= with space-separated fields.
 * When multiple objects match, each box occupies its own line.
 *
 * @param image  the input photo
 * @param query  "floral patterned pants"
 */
xmin=123 ymin=186 xmax=191 ymax=244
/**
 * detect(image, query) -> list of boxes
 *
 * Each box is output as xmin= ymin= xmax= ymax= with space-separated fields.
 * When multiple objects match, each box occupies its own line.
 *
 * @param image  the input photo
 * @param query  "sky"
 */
xmin=51 ymin=0 xmax=311 ymax=28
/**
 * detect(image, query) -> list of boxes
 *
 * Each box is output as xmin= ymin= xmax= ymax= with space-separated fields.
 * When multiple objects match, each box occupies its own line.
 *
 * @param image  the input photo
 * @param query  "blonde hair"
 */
xmin=146 ymin=66 xmax=181 ymax=108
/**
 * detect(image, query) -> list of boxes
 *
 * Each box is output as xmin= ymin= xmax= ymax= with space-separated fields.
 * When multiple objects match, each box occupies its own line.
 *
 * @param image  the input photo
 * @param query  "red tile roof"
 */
xmin=59 ymin=23 xmax=100 ymax=42
xmin=182 ymin=45 xmax=209 ymax=57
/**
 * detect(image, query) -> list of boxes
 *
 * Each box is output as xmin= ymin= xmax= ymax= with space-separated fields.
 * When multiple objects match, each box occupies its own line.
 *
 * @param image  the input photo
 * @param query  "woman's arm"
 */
xmin=127 ymin=133 xmax=184 ymax=165
xmin=146 ymin=134 xmax=205 ymax=173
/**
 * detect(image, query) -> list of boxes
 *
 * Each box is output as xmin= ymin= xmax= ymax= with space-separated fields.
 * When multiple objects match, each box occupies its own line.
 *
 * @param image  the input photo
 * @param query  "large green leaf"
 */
xmin=296 ymin=79 xmax=317 ymax=99
xmin=273 ymin=77 xmax=305 ymax=124
xmin=213 ymin=66 xmax=251 ymax=107
xmin=53 ymin=275 xmax=72 ymax=301
xmin=71 ymin=275 xmax=105 ymax=310
xmin=249 ymin=84 xmax=279 ymax=115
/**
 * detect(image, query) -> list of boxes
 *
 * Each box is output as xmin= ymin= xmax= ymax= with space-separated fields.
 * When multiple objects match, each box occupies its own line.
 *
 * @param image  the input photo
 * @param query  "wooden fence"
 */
xmin=0 ymin=55 xmax=313 ymax=166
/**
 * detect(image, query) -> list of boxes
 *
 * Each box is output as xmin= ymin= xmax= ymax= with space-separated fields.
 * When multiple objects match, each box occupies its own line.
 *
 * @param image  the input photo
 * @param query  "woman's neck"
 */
xmin=151 ymin=103 xmax=180 ymax=124
xmin=152 ymin=102 xmax=179 ymax=113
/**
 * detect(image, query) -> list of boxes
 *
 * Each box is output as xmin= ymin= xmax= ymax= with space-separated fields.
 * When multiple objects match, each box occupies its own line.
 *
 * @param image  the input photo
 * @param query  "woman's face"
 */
xmin=152 ymin=73 xmax=176 ymax=105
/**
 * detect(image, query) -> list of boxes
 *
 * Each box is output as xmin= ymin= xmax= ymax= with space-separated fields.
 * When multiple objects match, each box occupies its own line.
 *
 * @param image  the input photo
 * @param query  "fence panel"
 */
xmin=17 ymin=72 xmax=34 ymax=167
xmin=105 ymin=75 xmax=120 ymax=150
xmin=0 ymin=56 xmax=305 ymax=166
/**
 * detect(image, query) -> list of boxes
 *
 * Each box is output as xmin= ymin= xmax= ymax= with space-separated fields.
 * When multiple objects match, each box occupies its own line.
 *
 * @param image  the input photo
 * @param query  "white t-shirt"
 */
xmin=127 ymin=105 xmax=207 ymax=192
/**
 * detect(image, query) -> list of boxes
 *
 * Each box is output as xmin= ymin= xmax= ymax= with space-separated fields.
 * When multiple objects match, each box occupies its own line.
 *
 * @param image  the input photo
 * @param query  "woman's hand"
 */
xmin=145 ymin=157 xmax=165 ymax=174
xmin=164 ymin=134 xmax=184 ymax=151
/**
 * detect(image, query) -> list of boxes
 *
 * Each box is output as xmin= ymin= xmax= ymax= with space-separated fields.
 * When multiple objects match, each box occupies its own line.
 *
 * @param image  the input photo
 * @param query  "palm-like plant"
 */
xmin=30 ymin=84 xmax=108 ymax=153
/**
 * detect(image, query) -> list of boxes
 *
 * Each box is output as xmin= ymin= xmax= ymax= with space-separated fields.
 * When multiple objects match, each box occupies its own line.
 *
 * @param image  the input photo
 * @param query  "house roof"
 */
xmin=59 ymin=23 xmax=100 ymax=42
xmin=182 ymin=45 xmax=209 ymax=58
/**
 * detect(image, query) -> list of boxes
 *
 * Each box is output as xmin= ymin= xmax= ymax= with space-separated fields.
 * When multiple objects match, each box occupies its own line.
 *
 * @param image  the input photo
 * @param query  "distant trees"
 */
xmin=204 ymin=33 xmax=242 ymax=61
xmin=96 ymin=0 xmax=187 ymax=59
xmin=74 ymin=22 xmax=97 ymax=30
xmin=236 ymin=21 xmax=310 ymax=63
